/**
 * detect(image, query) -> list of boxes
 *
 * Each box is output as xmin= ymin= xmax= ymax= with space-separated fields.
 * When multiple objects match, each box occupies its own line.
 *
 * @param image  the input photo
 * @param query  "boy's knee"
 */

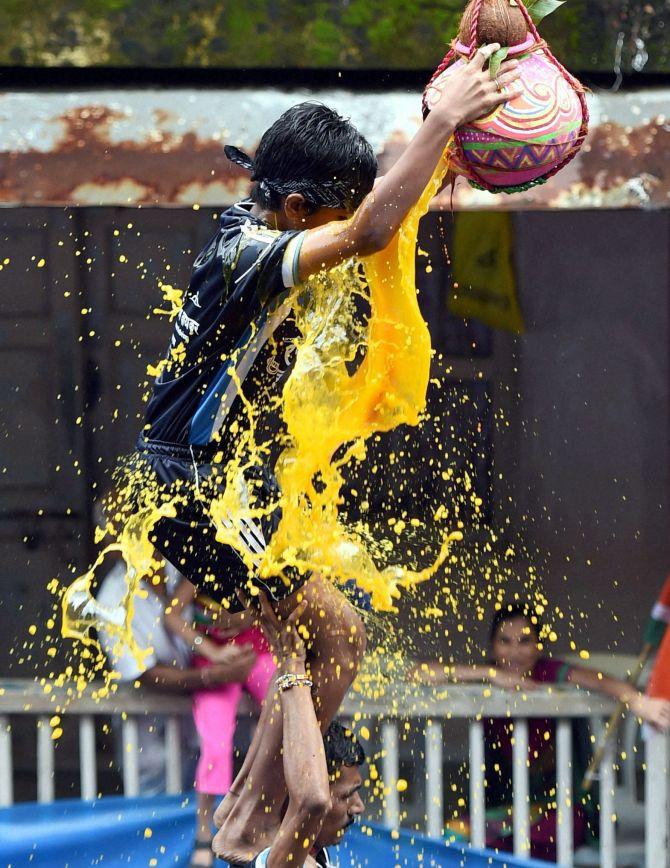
xmin=334 ymin=602 xmax=366 ymax=676
xmin=344 ymin=605 xmax=366 ymax=659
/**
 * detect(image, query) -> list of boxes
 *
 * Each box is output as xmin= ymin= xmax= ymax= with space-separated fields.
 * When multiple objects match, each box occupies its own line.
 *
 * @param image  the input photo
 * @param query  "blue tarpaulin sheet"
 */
xmin=0 ymin=794 xmax=550 ymax=867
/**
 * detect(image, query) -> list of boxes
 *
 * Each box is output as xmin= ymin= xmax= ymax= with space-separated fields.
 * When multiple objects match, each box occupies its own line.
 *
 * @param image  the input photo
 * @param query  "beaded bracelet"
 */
xmin=276 ymin=672 xmax=314 ymax=693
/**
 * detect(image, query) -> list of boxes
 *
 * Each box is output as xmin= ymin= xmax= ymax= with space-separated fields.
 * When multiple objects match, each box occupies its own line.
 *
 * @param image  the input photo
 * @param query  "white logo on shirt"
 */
xmin=175 ymin=308 xmax=200 ymax=341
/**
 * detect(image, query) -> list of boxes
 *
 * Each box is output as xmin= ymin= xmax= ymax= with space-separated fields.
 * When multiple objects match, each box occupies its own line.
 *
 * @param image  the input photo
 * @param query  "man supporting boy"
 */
xmin=229 ymin=589 xmax=366 ymax=868
xmin=134 ymin=43 xmax=521 ymax=864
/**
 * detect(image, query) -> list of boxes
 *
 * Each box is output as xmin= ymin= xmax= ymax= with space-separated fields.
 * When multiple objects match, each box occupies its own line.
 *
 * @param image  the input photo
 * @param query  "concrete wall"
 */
xmin=509 ymin=210 xmax=669 ymax=654
xmin=400 ymin=209 xmax=670 ymax=663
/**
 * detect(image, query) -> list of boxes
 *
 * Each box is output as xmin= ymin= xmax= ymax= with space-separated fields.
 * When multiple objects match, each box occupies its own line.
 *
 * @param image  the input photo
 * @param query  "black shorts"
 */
xmin=134 ymin=438 xmax=306 ymax=613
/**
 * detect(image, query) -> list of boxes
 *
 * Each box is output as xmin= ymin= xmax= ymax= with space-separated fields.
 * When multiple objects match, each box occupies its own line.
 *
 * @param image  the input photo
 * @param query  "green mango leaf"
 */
xmin=526 ymin=0 xmax=567 ymax=26
xmin=489 ymin=46 xmax=510 ymax=79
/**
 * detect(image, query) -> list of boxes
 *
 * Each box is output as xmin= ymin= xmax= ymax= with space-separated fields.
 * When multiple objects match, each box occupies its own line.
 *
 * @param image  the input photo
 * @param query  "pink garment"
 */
xmin=192 ymin=650 xmax=275 ymax=795
xmin=230 ymin=626 xmax=271 ymax=655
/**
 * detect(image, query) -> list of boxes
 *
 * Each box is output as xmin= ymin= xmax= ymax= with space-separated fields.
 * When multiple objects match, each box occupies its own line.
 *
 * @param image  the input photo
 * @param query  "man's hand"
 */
xmin=206 ymin=643 xmax=257 ymax=684
xmin=428 ymin=43 xmax=523 ymax=128
xmin=630 ymin=694 xmax=670 ymax=731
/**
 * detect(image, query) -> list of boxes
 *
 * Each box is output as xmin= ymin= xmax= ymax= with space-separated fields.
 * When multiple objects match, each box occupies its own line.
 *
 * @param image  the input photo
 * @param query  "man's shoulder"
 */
xmin=228 ymin=846 xmax=331 ymax=867
xmin=315 ymin=847 xmax=335 ymax=867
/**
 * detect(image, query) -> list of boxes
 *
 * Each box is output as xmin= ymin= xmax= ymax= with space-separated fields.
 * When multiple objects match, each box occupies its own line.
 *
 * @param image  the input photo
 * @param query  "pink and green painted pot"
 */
xmin=423 ymin=37 xmax=587 ymax=194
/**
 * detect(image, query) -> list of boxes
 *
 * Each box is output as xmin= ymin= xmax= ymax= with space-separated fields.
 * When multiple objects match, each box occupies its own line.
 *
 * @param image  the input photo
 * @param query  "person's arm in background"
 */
xmin=296 ymin=44 xmax=523 ymax=279
xmin=567 ymin=665 xmax=670 ymax=730
xmin=164 ymin=576 xmax=255 ymax=664
xmin=410 ymin=660 xmax=535 ymax=690
xmin=139 ymin=653 xmax=257 ymax=694
xmin=97 ymin=597 xmax=257 ymax=695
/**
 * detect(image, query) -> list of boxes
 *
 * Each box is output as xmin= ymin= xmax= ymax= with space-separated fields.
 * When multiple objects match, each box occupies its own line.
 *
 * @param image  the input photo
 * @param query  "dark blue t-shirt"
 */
xmin=143 ymin=202 xmax=303 ymax=456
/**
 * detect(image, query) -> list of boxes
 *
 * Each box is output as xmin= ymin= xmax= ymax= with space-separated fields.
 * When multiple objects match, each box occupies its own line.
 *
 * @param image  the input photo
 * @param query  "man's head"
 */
xmin=316 ymin=721 xmax=366 ymax=848
xmin=226 ymin=102 xmax=377 ymax=230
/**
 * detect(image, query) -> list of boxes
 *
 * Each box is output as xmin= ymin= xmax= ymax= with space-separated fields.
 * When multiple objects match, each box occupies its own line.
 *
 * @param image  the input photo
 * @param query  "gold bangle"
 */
xmin=277 ymin=672 xmax=314 ymax=693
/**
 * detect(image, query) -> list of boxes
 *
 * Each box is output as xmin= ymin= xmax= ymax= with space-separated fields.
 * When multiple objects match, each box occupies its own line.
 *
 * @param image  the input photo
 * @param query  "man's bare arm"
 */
xmin=297 ymin=45 xmax=522 ymax=280
xmin=248 ymin=592 xmax=331 ymax=868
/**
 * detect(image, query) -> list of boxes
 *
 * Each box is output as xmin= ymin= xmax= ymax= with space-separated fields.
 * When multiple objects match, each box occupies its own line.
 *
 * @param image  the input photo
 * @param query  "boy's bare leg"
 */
xmin=211 ymin=574 xmax=366 ymax=862
xmin=213 ymin=576 xmax=363 ymax=826
xmin=210 ymin=668 xmax=277 ymax=828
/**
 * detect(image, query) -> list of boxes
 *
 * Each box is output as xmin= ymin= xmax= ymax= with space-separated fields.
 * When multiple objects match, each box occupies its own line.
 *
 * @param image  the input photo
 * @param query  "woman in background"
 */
xmin=415 ymin=603 xmax=670 ymax=860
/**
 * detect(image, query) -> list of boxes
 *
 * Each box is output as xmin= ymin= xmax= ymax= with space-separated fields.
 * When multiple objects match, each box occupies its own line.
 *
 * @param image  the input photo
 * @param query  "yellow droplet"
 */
xmin=396 ymin=779 xmax=408 ymax=792
xmin=144 ymin=827 xmax=152 ymax=838
xmin=37 ymin=258 xmax=45 ymax=268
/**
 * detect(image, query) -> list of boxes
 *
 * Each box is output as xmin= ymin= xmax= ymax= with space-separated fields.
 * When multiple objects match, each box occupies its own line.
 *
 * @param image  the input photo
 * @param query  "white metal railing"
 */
xmin=1 ymin=679 xmax=668 ymax=867
xmin=339 ymin=686 xmax=669 ymax=868
xmin=0 ymin=679 xmax=195 ymax=806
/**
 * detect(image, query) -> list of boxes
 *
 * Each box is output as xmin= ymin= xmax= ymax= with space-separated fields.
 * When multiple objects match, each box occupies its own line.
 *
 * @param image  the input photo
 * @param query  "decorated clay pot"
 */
xmin=423 ymin=1 xmax=588 ymax=194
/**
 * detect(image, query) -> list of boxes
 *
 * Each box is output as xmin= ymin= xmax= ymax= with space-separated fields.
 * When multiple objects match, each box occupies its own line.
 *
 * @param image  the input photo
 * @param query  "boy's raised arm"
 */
xmin=297 ymin=43 xmax=522 ymax=281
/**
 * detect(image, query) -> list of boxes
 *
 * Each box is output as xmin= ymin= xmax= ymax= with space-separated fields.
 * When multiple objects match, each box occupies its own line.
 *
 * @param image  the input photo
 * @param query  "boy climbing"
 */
xmin=131 ymin=44 xmax=521 ymax=863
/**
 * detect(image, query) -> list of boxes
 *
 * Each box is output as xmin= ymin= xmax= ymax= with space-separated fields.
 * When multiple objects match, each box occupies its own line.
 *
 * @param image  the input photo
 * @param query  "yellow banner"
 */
xmin=450 ymin=212 xmax=524 ymax=333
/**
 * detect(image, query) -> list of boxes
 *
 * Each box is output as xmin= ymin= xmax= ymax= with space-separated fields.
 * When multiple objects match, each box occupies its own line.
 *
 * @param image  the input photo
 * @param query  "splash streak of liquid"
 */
xmin=62 ymin=147 xmax=460 ymax=666
xmin=254 ymin=148 xmax=461 ymax=609
xmin=62 ymin=491 xmax=179 ymax=667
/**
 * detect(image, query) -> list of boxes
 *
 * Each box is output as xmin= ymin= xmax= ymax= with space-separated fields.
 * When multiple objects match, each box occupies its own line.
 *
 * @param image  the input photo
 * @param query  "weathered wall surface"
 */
xmin=398 ymin=209 xmax=670 ymax=660
xmin=0 ymin=86 xmax=668 ymax=209
xmin=0 ymin=206 xmax=666 ymax=671
xmin=510 ymin=209 xmax=670 ymax=653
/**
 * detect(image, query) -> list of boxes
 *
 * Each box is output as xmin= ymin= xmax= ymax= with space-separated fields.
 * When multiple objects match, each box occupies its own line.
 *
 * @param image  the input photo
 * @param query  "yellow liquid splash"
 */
xmin=256 ymin=148 xmax=461 ymax=609
xmin=62 ymin=148 xmax=460 ymax=665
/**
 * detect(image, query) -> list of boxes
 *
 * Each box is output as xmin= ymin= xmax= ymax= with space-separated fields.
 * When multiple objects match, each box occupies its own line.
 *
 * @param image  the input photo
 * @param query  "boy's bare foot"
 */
xmin=211 ymin=804 xmax=279 ymax=863
xmin=213 ymin=788 xmax=238 ymax=830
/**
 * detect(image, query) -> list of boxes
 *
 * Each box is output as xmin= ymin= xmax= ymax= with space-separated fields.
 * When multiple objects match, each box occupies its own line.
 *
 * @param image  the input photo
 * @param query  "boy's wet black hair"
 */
xmin=236 ymin=102 xmax=377 ymax=212
xmin=323 ymin=720 xmax=366 ymax=778
xmin=489 ymin=603 xmax=543 ymax=644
